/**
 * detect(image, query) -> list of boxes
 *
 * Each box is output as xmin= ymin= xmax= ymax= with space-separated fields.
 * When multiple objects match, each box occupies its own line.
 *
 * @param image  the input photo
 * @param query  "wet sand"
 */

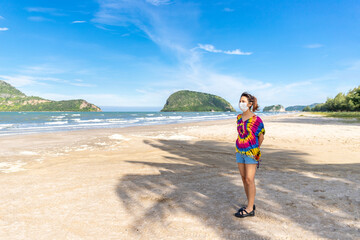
xmin=0 ymin=112 xmax=359 ymax=239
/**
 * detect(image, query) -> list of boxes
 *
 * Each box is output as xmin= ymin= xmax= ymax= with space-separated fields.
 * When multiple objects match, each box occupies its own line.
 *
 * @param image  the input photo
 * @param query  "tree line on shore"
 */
xmin=303 ymin=85 xmax=360 ymax=112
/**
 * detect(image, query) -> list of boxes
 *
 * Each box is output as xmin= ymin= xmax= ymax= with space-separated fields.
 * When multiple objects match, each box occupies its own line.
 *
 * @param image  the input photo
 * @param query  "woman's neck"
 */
xmin=242 ymin=110 xmax=254 ymax=116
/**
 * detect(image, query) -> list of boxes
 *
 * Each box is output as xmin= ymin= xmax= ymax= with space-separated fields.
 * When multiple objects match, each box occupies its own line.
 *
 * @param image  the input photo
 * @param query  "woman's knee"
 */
xmin=245 ymin=177 xmax=254 ymax=185
xmin=241 ymin=175 xmax=246 ymax=182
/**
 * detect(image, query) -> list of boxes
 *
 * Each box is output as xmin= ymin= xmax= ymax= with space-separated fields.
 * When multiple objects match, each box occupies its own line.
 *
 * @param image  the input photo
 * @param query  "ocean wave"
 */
xmin=45 ymin=121 xmax=68 ymax=125
xmin=51 ymin=115 xmax=66 ymax=119
xmin=106 ymin=119 xmax=128 ymax=123
xmin=72 ymin=119 xmax=103 ymax=123
xmin=67 ymin=122 xmax=114 ymax=127
xmin=0 ymin=124 xmax=13 ymax=130
xmin=135 ymin=116 xmax=183 ymax=121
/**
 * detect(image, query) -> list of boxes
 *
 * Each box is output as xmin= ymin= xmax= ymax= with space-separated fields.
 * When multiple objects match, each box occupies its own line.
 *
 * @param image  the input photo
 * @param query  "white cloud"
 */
xmin=26 ymin=7 xmax=56 ymax=12
xmin=70 ymin=82 xmax=96 ymax=87
xmin=304 ymin=43 xmax=323 ymax=49
xmin=93 ymin=0 xmax=197 ymax=55
xmin=27 ymin=92 xmax=162 ymax=106
xmin=25 ymin=7 xmax=66 ymax=16
xmin=223 ymin=8 xmax=234 ymax=12
xmin=0 ymin=27 xmax=9 ymax=31
xmin=257 ymin=80 xmax=313 ymax=104
xmin=28 ymin=16 xmax=52 ymax=22
xmin=94 ymin=24 xmax=112 ymax=31
xmin=20 ymin=64 xmax=66 ymax=75
xmin=0 ymin=75 xmax=43 ymax=87
xmin=0 ymin=65 xmax=96 ymax=89
xmin=146 ymin=0 xmax=171 ymax=6
xmin=196 ymin=44 xmax=252 ymax=55
xmin=1 ymin=74 xmax=97 ymax=90
xmin=72 ymin=20 xmax=86 ymax=24
xmin=17 ymin=64 xmax=97 ymax=88
xmin=0 ymin=75 xmax=68 ymax=88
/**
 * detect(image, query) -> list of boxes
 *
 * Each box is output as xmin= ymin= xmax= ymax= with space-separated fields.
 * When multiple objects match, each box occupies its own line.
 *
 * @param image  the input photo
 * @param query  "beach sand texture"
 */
xmin=0 ymin=112 xmax=359 ymax=239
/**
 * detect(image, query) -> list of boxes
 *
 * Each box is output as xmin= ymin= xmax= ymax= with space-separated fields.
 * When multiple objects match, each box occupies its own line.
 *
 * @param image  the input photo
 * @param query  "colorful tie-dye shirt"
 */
xmin=235 ymin=114 xmax=265 ymax=161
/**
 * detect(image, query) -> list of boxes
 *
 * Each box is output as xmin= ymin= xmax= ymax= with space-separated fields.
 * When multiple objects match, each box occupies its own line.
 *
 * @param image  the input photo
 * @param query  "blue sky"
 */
xmin=0 ymin=0 xmax=359 ymax=110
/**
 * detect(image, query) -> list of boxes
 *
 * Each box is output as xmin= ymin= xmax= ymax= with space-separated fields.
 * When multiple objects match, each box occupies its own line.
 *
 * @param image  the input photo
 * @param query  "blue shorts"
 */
xmin=236 ymin=153 xmax=258 ymax=164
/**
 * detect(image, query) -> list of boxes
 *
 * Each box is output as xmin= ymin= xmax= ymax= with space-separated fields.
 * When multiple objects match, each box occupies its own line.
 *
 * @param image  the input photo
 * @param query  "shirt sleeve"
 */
xmin=236 ymin=114 xmax=241 ymax=122
xmin=255 ymin=118 xmax=265 ymax=137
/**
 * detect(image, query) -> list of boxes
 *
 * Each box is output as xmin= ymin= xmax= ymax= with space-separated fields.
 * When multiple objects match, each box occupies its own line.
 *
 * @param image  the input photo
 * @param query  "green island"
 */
xmin=161 ymin=90 xmax=235 ymax=112
xmin=0 ymin=80 xmax=101 ymax=112
xmin=263 ymin=104 xmax=285 ymax=112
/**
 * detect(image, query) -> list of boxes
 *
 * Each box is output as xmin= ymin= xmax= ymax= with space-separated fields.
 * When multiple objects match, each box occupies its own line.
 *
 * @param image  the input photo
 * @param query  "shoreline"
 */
xmin=0 ymin=112 xmax=300 ymax=139
xmin=0 ymin=111 xmax=300 ymax=139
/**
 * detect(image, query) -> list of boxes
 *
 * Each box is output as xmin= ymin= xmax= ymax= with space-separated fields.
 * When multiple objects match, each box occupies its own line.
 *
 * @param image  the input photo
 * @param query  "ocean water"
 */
xmin=0 ymin=111 xmax=294 ymax=136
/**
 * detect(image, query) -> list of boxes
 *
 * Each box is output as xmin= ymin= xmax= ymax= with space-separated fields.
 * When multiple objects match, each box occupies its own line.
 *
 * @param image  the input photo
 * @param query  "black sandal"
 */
xmin=236 ymin=204 xmax=255 ymax=213
xmin=234 ymin=207 xmax=255 ymax=218
xmin=237 ymin=206 xmax=246 ymax=212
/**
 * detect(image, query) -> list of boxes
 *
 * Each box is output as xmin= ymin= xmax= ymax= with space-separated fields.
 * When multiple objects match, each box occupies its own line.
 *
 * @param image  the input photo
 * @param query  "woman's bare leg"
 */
xmin=237 ymin=163 xmax=249 ymax=200
xmin=244 ymin=164 xmax=257 ymax=212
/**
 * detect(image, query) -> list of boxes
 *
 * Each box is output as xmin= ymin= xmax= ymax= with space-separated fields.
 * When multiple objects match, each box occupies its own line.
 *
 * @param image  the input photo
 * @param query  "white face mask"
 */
xmin=239 ymin=102 xmax=249 ymax=112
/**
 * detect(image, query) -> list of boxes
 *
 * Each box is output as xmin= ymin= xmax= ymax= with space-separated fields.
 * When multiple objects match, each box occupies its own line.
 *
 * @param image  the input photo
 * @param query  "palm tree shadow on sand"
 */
xmin=115 ymin=138 xmax=359 ymax=239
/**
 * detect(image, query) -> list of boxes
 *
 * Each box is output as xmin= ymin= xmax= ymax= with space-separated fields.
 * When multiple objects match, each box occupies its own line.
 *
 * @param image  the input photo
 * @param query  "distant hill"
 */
xmin=285 ymin=103 xmax=321 ymax=111
xmin=263 ymin=104 xmax=285 ymax=112
xmin=0 ymin=80 xmax=101 ymax=112
xmin=161 ymin=90 xmax=236 ymax=112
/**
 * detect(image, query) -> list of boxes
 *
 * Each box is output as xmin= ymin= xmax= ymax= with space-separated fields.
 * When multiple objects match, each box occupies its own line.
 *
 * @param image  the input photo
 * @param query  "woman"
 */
xmin=234 ymin=92 xmax=265 ymax=218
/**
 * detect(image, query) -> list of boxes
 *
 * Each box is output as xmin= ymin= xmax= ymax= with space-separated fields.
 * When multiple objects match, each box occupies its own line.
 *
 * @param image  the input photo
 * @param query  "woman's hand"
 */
xmin=258 ymin=133 xmax=264 ymax=147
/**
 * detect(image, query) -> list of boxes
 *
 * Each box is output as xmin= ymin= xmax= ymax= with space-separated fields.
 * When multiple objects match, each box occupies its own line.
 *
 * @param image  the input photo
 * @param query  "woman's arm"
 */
xmin=258 ymin=133 xmax=264 ymax=147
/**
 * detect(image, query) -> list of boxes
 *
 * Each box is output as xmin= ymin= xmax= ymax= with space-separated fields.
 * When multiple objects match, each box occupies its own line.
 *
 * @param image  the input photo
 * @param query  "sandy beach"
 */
xmin=0 ymin=112 xmax=359 ymax=239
